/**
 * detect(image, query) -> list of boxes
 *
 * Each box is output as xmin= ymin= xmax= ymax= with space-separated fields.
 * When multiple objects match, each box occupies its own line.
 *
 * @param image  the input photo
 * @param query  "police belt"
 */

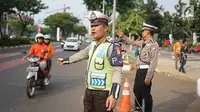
xmin=137 ymin=64 xmax=149 ymax=69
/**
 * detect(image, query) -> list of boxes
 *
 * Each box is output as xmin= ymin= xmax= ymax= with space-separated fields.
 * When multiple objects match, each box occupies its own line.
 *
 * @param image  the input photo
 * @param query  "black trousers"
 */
xmin=133 ymin=69 xmax=152 ymax=112
xmin=83 ymin=88 xmax=113 ymax=112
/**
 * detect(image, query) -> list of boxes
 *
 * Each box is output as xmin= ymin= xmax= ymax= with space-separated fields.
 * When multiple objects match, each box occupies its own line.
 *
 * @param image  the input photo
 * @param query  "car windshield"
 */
xmin=66 ymin=39 xmax=77 ymax=42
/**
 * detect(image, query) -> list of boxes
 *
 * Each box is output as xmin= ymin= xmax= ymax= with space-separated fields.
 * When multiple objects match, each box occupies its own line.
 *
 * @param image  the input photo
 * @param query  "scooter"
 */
xmin=26 ymin=56 xmax=50 ymax=98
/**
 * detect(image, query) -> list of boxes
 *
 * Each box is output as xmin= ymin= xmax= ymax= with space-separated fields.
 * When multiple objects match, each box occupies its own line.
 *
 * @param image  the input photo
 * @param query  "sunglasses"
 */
xmin=38 ymin=37 xmax=44 ymax=39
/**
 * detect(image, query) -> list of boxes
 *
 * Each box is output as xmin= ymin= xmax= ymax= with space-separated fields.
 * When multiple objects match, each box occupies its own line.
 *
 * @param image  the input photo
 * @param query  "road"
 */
xmin=0 ymin=43 xmax=199 ymax=112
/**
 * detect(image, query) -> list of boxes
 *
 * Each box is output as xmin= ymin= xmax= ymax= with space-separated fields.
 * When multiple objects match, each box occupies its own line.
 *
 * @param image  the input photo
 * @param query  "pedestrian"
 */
xmin=158 ymin=39 xmax=162 ymax=55
xmin=173 ymin=39 xmax=183 ymax=69
xmin=115 ymin=23 xmax=159 ymax=112
xmin=165 ymin=39 xmax=171 ymax=52
xmin=179 ymin=40 xmax=187 ymax=73
xmin=57 ymin=11 xmax=123 ymax=112
xmin=134 ymin=36 xmax=140 ymax=57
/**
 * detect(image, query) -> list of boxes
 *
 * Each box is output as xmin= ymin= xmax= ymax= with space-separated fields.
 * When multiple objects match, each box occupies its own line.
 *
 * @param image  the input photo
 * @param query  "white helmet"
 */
xmin=35 ymin=33 xmax=44 ymax=42
xmin=44 ymin=34 xmax=51 ymax=40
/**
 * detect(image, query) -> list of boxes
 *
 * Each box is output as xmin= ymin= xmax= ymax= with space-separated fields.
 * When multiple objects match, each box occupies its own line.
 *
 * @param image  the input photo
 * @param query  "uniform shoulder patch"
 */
xmin=109 ymin=42 xmax=123 ymax=66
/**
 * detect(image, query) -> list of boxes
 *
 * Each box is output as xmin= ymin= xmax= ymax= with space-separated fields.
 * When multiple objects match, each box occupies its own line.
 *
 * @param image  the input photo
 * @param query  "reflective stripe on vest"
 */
xmin=87 ymin=42 xmax=112 ymax=91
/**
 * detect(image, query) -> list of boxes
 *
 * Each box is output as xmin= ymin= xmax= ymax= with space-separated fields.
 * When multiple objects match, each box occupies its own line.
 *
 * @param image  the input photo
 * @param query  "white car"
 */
xmin=63 ymin=38 xmax=81 ymax=51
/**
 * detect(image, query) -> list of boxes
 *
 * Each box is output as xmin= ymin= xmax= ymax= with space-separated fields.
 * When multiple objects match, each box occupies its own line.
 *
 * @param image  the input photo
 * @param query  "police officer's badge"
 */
xmin=89 ymin=12 xmax=97 ymax=21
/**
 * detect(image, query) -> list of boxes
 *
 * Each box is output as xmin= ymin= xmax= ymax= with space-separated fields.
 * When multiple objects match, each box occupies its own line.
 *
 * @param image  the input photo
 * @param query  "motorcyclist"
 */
xmin=44 ymin=34 xmax=55 ymax=79
xmin=23 ymin=33 xmax=49 ymax=83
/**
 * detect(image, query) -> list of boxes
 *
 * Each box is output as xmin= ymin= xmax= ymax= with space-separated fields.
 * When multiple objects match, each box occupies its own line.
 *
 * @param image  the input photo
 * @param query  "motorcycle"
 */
xmin=26 ymin=56 xmax=50 ymax=98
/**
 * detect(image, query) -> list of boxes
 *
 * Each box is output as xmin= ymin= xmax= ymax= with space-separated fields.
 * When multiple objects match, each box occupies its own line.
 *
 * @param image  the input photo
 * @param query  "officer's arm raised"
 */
xmin=61 ymin=45 xmax=89 ymax=64
xmin=115 ymin=29 xmax=141 ymax=47
xmin=108 ymin=43 xmax=123 ymax=99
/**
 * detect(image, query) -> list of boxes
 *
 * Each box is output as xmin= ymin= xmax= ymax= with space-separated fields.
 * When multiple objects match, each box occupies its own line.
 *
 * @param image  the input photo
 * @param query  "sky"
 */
xmin=35 ymin=0 xmax=190 ymax=27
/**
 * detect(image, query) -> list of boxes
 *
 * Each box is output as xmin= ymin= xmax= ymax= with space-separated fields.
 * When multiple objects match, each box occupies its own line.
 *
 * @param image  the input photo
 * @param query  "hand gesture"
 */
xmin=23 ymin=56 xmax=27 ymax=60
xmin=57 ymin=58 xmax=64 ymax=65
xmin=115 ymin=29 xmax=124 ymax=38
xmin=106 ymin=95 xmax=117 ymax=111
xmin=144 ymin=78 xmax=151 ymax=86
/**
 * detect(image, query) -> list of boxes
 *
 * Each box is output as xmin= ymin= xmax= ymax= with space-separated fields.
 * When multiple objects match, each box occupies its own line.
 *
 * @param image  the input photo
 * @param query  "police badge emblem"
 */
xmin=89 ymin=12 xmax=97 ymax=21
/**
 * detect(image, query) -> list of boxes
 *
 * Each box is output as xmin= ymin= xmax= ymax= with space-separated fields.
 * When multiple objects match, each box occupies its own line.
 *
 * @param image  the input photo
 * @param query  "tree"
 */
xmin=160 ymin=11 xmax=173 ymax=34
xmin=172 ymin=0 xmax=193 ymax=39
xmin=143 ymin=0 xmax=163 ymax=32
xmin=8 ymin=19 xmax=23 ymax=35
xmin=83 ymin=0 xmax=136 ymax=16
xmin=73 ymin=25 xmax=88 ymax=36
xmin=116 ymin=9 xmax=146 ymax=36
xmin=0 ymin=0 xmax=16 ymax=36
xmin=15 ymin=0 xmax=48 ymax=36
xmin=44 ymin=13 xmax=79 ymax=36
xmin=189 ymin=0 xmax=200 ymax=32
xmin=27 ymin=25 xmax=53 ymax=35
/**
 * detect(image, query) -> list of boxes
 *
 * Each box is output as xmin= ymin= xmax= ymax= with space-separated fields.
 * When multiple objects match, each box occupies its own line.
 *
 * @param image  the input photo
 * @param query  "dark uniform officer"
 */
xmin=115 ymin=23 xmax=159 ymax=112
xmin=57 ymin=11 xmax=123 ymax=112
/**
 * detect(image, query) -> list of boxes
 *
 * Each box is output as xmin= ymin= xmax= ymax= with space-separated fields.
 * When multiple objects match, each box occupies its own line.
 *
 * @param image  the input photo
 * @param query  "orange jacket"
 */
xmin=28 ymin=43 xmax=48 ymax=59
xmin=173 ymin=42 xmax=181 ymax=54
xmin=46 ymin=44 xmax=55 ymax=57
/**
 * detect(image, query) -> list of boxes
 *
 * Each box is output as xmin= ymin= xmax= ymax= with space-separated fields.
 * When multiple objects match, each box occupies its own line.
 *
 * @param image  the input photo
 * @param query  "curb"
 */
xmin=155 ymin=68 xmax=196 ymax=84
xmin=0 ymin=44 xmax=32 ymax=49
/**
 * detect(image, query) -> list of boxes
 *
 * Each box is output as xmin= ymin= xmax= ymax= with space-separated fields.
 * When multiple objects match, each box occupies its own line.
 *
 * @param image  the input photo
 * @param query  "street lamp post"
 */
xmin=112 ymin=0 xmax=116 ymax=39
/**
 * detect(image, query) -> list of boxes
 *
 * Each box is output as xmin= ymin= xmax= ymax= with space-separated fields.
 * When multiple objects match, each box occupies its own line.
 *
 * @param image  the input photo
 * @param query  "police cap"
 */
xmin=88 ymin=11 xmax=111 ymax=26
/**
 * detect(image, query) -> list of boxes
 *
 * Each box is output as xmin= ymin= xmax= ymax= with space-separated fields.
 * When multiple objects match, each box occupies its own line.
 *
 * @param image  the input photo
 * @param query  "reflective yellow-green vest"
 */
xmin=87 ymin=41 xmax=113 ymax=91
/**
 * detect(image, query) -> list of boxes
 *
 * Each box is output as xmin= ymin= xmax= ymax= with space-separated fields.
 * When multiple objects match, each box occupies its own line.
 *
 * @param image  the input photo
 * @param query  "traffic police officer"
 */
xmin=57 ymin=11 xmax=123 ymax=112
xmin=115 ymin=23 xmax=159 ymax=112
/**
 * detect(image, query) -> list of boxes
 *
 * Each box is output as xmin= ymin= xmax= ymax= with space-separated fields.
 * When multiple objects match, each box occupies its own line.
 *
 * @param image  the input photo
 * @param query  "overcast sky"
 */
xmin=35 ymin=0 xmax=190 ymax=26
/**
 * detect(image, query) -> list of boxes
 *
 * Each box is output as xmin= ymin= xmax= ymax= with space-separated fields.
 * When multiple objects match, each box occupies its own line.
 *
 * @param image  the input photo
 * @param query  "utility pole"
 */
xmin=5 ymin=12 xmax=9 ymax=35
xmin=103 ymin=0 xmax=105 ymax=14
xmin=112 ymin=0 xmax=116 ymax=39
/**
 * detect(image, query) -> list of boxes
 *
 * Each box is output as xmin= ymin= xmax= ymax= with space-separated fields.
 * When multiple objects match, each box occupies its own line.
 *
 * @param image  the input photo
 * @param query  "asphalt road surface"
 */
xmin=0 ymin=43 xmax=199 ymax=112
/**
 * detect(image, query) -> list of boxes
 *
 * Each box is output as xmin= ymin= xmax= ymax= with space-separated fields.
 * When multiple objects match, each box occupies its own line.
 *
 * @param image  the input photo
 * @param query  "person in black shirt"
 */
xmin=179 ymin=40 xmax=187 ymax=73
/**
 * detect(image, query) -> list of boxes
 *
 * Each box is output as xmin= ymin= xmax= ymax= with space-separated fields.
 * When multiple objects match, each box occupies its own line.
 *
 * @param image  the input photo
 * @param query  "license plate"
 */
xmin=67 ymin=45 xmax=74 ymax=48
xmin=27 ymin=67 xmax=39 ymax=72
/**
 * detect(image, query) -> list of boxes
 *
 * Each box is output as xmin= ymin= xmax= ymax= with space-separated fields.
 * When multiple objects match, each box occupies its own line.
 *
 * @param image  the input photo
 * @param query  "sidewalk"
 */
xmin=156 ymin=55 xmax=200 ymax=83
xmin=125 ymin=45 xmax=200 ymax=83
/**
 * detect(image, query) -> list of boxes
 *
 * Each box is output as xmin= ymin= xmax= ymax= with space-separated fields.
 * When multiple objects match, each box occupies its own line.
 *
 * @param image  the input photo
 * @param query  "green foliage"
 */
xmin=15 ymin=0 xmax=48 ymax=36
xmin=44 ymin=13 xmax=79 ymax=36
xmin=143 ymin=0 xmax=163 ymax=32
xmin=1 ymin=35 xmax=9 ymax=40
xmin=0 ymin=37 xmax=34 ymax=47
xmin=83 ymin=0 xmax=137 ymax=16
xmin=73 ymin=25 xmax=88 ymax=36
xmin=0 ymin=0 xmax=16 ymax=35
xmin=8 ymin=19 xmax=24 ymax=34
xmin=160 ymin=11 xmax=172 ymax=34
xmin=0 ymin=0 xmax=48 ymax=36
xmin=115 ymin=0 xmax=163 ymax=36
xmin=116 ymin=9 xmax=146 ymax=35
